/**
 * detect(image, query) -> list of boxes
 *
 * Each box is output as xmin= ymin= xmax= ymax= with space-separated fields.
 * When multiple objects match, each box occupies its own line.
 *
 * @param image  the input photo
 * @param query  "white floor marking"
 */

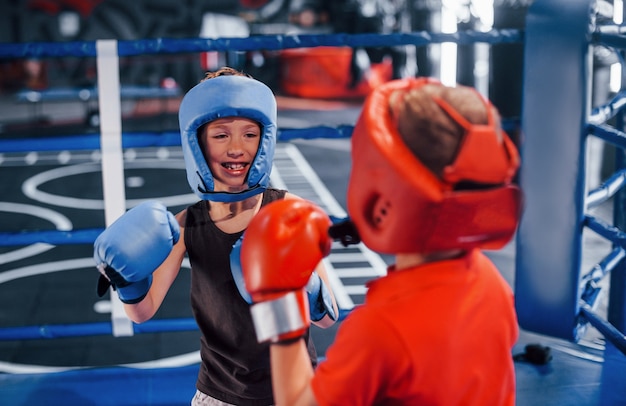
xmin=0 ymin=258 xmax=199 ymax=373
xmin=57 ymin=150 xmax=71 ymax=164
xmin=24 ymin=151 xmax=38 ymax=165
xmin=0 ymin=202 xmax=73 ymax=265
xmin=93 ymin=300 xmax=112 ymax=314
xmin=0 ymin=352 xmax=202 ymax=374
xmin=21 ymin=160 xmax=197 ymax=209
xmin=0 ymin=148 xmax=185 ymax=167
xmin=0 ymin=257 xmax=95 ymax=284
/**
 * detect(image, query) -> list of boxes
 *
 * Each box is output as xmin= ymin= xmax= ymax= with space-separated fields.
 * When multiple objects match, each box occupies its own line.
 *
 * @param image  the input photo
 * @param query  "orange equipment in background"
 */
xmin=279 ymin=46 xmax=392 ymax=99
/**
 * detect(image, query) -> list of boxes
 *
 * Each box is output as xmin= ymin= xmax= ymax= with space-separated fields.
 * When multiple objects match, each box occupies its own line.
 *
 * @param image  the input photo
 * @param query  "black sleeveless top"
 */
xmin=185 ymin=189 xmax=317 ymax=405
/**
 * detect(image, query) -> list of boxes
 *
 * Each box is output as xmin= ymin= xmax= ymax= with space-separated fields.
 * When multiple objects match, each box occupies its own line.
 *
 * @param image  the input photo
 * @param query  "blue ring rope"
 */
xmin=0 ymin=228 xmax=103 ymax=246
xmin=0 ymin=120 xmax=522 ymax=154
xmin=0 ymin=128 xmax=351 ymax=153
xmin=0 ymin=318 xmax=198 ymax=340
xmin=0 ymin=30 xmax=523 ymax=59
xmin=0 ymin=310 xmax=354 ymax=341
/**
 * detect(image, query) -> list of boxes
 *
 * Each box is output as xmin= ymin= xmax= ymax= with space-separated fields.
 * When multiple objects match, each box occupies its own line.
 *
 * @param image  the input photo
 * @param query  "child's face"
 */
xmin=199 ymin=117 xmax=262 ymax=193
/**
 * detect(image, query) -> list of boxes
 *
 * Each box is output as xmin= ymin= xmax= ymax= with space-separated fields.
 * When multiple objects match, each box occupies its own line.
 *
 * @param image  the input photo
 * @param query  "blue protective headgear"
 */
xmin=179 ymin=75 xmax=277 ymax=202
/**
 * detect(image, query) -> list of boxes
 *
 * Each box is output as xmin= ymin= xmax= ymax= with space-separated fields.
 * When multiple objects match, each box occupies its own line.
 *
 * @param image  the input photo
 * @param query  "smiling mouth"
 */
xmin=223 ymin=162 xmax=248 ymax=171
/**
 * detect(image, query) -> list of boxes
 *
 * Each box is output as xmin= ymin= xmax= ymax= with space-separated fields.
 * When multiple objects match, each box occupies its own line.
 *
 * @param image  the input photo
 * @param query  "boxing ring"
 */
xmin=0 ymin=0 xmax=625 ymax=404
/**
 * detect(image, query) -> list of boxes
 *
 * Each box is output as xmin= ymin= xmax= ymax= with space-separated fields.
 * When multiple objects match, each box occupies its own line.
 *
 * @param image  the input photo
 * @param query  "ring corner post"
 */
xmin=514 ymin=0 xmax=596 ymax=340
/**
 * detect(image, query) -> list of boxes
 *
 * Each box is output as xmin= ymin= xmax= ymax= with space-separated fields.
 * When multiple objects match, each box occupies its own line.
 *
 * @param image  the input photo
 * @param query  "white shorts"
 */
xmin=191 ymin=390 xmax=236 ymax=406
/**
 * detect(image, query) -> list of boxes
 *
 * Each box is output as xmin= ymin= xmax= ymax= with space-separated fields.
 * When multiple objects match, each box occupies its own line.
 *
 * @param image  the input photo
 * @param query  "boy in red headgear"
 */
xmin=241 ymin=77 xmax=521 ymax=405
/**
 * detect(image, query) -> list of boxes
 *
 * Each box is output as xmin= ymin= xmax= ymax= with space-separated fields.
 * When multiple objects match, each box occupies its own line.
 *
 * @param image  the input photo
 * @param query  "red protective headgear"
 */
xmin=347 ymin=78 xmax=521 ymax=254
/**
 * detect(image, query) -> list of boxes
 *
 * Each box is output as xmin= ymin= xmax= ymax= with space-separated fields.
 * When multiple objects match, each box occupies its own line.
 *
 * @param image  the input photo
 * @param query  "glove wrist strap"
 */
xmin=250 ymin=290 xmax=309 ymax=343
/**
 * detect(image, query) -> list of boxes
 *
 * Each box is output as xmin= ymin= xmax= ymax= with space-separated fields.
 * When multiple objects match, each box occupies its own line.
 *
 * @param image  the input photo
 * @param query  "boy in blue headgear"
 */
xmin=93 ymin=67 xmax=338 ymax=406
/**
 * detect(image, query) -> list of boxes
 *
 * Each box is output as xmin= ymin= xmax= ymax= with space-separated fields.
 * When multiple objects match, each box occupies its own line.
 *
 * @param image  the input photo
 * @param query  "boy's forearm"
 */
xmin=270 ymin=340 xmax=318 ymax=406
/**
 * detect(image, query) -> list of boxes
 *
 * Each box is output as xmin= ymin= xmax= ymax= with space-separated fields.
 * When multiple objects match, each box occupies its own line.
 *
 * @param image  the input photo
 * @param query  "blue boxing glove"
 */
xmin=231 ymin=234 xmax=336 ymax=322
xmin=94 ymin=201 xmax=180 ymax=304
xmin=230 ymin=236 xmax=253 ymax=304
xmin=306 ymin=271 xmax=337 ymax=322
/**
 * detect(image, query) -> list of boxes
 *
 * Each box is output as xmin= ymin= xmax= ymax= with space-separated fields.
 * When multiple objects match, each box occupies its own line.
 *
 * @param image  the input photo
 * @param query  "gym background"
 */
xmin=0 ymin=0 xmax=533 ymax=117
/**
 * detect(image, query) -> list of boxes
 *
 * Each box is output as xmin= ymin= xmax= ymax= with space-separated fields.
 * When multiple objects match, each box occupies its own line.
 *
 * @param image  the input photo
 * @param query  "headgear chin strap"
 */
xmin=347 ymin=77 xmax=522 ymax=254
xmin=179 ymin=75 xmax=277 ymax=202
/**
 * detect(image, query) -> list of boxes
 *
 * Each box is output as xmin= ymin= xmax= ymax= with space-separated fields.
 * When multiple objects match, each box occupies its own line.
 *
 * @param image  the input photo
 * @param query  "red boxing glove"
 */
xmin=241 ymin=199 xmax=332 ymax=343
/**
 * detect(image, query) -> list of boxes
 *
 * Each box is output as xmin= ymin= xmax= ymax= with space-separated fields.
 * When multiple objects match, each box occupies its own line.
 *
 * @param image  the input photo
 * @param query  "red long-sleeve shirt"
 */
xmin=312 ymin=249 xmax=518 ymax=405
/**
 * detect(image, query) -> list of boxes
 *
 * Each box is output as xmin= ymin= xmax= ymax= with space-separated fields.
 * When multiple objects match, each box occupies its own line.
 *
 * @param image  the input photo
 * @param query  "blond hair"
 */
xmin=201 ymin=66 xmax=252 ymax=81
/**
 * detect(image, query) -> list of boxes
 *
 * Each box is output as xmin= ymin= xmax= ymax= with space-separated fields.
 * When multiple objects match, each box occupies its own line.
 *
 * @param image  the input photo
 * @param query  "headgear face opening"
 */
xmin=347 ymin=78 xmax=522 ymax=254
xmin=179 ymin=75 xmax=277 ymax=202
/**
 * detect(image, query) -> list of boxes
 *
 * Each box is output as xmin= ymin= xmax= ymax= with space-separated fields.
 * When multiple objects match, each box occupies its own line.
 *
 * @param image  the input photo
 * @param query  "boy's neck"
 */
xmin=394 ymin=249 xmax=466 ymax=271
xmin=210 ymin=195 xmax=261 ymax=220
xmin=208 ymin=194 xmax=263 ymax=233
